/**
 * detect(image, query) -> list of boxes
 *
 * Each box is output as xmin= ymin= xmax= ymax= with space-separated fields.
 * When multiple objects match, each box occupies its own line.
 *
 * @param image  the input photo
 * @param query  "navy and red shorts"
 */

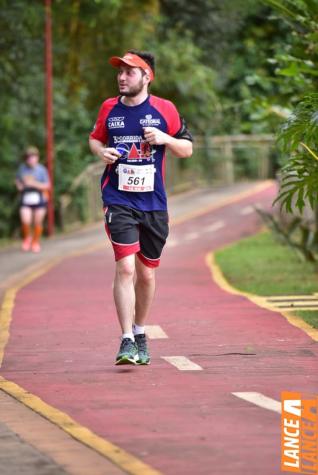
xmin=104 ymin=205 xmax=169 ymax=268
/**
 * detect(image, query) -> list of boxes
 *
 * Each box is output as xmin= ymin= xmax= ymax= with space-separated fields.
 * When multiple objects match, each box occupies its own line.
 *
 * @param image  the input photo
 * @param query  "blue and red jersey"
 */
xmin=90 ymin=94 xmax=186 ymax=212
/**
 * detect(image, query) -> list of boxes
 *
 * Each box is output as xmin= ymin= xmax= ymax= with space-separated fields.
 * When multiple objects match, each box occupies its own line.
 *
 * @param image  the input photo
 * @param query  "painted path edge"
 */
xmin=206 ymin=251 xmax=318 ymax=342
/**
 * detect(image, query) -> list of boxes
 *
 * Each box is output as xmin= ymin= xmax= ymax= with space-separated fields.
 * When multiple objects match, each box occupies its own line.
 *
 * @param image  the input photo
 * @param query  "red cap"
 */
xmin=109 ymin=53 xmax=154 ymax=81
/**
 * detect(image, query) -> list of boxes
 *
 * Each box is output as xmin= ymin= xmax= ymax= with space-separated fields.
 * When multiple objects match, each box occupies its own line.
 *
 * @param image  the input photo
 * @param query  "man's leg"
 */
xmin=113 ymin=254 xmax=139 ymax=365
xmin=134 ymin=256 xmax=155 ymax=327
xmin=133 ymin=257 xmax=155 ymax=365
xmin=113 ymin=254 xmax=136 ymax=335
xmin=104 ymin=205 xmax=142 ymax=364
xmin=132 ymin=210 xmax=168 ymax=364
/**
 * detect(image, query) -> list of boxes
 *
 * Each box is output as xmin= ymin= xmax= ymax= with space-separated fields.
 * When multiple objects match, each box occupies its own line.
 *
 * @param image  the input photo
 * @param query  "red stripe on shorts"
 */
xmin=137 ymin=252 xmax=160 ymax=268
xmin=112 ymin=241 xmax=140 ymax=261
xmin=104 ymin=223 xmax=140 ymax=261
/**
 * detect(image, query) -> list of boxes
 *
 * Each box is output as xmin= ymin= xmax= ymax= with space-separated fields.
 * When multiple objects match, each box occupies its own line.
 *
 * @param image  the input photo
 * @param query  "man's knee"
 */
xmin=115 ymin=256 xmax=135 ymax=281
xmin=136 ymin=265 xmax=155 ymax=286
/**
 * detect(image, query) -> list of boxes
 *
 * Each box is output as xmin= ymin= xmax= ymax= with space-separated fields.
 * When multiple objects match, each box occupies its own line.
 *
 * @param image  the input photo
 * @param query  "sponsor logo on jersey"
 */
xmin=115 ymin=143 xmax=131 ymax=159
xmin=113 ymin=137 xmax=155 ymax=162
xmin=114 ymin=142 xmax=155 ymax=162
xmin=127 ymin=142 xmax=155 ymax=161
xmin=140 ymin=141 xmax=153 ymax=159
xmin=108 ymin=116 xmax=125 ymax=129
xmin=140 ymin=114 xmax=161 ymax=127
xmin=128 ymin=143 xmax=140 ymax=160
xmin=114 ymin=135 xmax=142 ymax=143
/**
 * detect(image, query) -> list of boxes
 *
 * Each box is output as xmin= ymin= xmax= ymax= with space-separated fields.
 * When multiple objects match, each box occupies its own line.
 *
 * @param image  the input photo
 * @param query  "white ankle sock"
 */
xmin=133 ymin=324 xmax=145 ymax=336
xmin=122 ymin=333 xmax=134 ymax=341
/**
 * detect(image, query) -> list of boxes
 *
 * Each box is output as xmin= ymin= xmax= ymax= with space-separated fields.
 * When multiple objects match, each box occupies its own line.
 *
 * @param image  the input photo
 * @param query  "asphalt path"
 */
xmin=1 ymin=181 xmax=317 ymax=475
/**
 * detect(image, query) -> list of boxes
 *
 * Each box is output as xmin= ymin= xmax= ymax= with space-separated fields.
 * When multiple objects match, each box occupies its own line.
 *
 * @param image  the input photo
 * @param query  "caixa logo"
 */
xmin=108 ymin=116 xmax=125 ymax=128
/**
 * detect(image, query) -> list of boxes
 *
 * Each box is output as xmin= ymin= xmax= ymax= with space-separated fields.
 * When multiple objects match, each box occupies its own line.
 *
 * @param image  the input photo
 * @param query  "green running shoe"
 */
xmin=135 ymin=334 xmax=150 ymax=365
xmin=115 ymin=338 xmax=138 ymax=365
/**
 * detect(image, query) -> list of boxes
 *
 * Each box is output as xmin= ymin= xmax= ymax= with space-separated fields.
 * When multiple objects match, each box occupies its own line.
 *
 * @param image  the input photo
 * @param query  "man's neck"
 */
xmin=121 ymin=90 xmax=149 ymax=107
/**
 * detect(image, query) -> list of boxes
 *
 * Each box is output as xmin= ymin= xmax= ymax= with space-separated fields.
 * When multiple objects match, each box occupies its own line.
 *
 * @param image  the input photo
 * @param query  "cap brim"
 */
xmin=109 ymin=56 xmax=137 ymax=68
xmin=108 ymin=54 xmax=154 ymax=81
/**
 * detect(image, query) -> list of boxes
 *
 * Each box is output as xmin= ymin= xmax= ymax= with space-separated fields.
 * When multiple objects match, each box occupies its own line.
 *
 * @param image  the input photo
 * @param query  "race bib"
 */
xmin=118 ymin=164 xmax=155 ymax=192
xmin=22 ymin=191 xmax=41 ymax=206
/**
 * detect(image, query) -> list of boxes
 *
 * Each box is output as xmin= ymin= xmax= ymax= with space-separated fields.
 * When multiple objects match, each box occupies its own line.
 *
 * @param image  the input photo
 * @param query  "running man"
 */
xmin=15 ymin=146 xmax=50 ymax=253
xmin=89 ymin=50 xmax=193 ymax=365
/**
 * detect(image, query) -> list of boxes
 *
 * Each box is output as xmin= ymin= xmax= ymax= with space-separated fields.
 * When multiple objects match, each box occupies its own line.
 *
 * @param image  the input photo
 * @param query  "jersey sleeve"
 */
xmin=150 ymin=97 xmax=193 ymax=141
xmin=173 ymin=116 xmax=193 ymax=142
xmin=89 ymin=102 xmax=109 ymax=144
xmin=164 ymin=101 xmax=182 ymax=136
xmin=39 ymin=165 xmax=50 ymax=184
xmin=90 ymin=97 xmax=119 ymax=144
xmin=165 ymin=102 xmax=193 ymax=141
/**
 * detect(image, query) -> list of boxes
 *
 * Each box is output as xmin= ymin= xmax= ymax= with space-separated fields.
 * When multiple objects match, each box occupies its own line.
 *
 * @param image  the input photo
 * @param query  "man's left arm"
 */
xmin=143 ymin=121 xmax=193 ymax=158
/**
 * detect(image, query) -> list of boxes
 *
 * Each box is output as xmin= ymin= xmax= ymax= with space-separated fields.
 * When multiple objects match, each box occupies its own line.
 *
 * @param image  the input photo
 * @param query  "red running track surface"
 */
xmin=1 ymin=184 xmax=318 ymax=475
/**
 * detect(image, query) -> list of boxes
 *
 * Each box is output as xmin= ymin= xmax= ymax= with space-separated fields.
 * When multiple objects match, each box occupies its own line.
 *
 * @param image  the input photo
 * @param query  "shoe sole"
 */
xmin=115 ymin=356 xmax=138 ymax=365
xmin=137 ymin=358 xmax=150 ymax=365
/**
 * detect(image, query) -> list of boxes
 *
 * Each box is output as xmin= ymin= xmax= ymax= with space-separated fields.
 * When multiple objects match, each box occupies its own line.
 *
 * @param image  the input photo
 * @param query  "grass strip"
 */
xmin=215 ymin=231 xmax=318 ymax=328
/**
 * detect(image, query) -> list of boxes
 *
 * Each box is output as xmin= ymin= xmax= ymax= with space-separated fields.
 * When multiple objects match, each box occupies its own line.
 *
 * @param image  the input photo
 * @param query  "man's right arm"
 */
xmin=89 ymin=138 xmax=121 ymax=165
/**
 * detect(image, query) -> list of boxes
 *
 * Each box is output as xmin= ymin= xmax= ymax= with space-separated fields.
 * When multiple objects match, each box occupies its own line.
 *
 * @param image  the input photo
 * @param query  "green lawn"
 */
xmin=215 ymin=231 xmax=318 ymax=328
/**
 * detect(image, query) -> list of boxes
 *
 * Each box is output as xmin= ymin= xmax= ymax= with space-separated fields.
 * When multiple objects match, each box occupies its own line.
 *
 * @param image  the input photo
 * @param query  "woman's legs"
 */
xmin=31 ymin=207 xmax=47 ymax=252
xmin=20 ymin=206 xmax=33 ymax=251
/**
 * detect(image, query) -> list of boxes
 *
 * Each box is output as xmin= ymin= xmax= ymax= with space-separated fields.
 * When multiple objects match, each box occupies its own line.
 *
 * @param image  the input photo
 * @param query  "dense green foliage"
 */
xmin=275 ymin=94 xmax=318 ymax=213
xmin=0 ymin=0 xmax=302 ymax=236
xmin=262 ymin=0 xmax=318 ymax=214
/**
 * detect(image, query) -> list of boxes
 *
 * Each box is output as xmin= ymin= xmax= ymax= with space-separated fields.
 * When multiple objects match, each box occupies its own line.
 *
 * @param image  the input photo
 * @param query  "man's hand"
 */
xmin=143 ymin=127 xmax=170 ymax=146
xmin=97 ymin=147 xmax=121 ymax=165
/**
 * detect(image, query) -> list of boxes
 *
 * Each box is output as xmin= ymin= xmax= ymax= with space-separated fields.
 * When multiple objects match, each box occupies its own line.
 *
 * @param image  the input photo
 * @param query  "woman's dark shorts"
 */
xmin=20 ymin=189 xmax=48 ymax=209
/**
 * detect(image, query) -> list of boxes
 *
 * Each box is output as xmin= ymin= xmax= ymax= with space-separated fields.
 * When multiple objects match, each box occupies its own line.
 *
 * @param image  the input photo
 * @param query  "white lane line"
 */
xmin=169 ymin=221 xmax=225 ymax=244
xmin=145 ymin=325 xmax=168 ymax=339
xmin=204 ymin=220 xmax=225 ymax=233
xmin=232 ymin=392 xmax=281 ymax=414
xmin=184 ymin=232 xmax=200 ymax=241
xmin=166 ymin=239 xmax=178 ymax=248
xmin=240 ymin=206 xmax=254 ymax=216
xmin=162 ymin=356 xmax=203 ymax=371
